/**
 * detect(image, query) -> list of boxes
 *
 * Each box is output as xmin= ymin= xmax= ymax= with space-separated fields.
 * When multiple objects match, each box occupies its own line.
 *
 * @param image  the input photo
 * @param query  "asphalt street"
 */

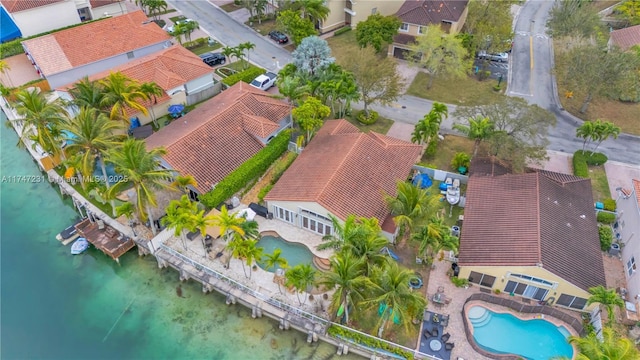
xmin=168 ymin=0 xmax=639 ymax=165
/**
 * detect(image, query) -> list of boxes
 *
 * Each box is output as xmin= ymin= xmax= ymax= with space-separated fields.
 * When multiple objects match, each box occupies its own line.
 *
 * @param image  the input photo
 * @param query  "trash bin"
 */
xmin=451 ymin=226 xmax=460 ymax=237
xmin=595 ymin=202 xmax=604 ymax=209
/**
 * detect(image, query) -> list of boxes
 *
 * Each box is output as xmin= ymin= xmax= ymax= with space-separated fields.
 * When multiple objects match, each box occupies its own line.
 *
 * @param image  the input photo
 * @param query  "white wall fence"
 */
xmin=412 ymin=165 xmax=469 ymax=185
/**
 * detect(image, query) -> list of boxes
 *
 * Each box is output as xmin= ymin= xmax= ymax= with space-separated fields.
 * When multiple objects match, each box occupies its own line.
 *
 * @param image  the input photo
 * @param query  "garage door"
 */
xmin=393 ymin=47 xmax=410 ymax=60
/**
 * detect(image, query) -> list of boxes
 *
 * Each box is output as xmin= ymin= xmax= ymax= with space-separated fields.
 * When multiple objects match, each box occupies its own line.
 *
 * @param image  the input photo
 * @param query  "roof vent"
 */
xmin=566 ymin=222 xmax=572 ymax=227
xmin=580 ymin=214 xmax=586 ymax=219
xmin=553 ymin=200 xmax=558 ymax=205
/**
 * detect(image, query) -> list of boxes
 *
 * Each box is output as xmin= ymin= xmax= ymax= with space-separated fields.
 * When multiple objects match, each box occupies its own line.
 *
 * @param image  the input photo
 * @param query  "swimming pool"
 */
xmin=467 ymin=305 xmax=573 ymax=360
xmin=256 ymin=235 xmax=316 ymax=272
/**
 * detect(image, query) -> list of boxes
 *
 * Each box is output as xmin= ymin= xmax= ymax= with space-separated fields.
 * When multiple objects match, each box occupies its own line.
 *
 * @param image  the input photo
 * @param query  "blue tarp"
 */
xmin=1 ymin=7 xmax=22 ymax=43
xmin=412 ymin=173 xmax=433 ymax=189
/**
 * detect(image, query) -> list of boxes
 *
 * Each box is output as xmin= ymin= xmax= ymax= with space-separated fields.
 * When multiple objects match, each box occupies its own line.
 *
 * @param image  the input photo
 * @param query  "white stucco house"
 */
xmin=617 ymin=180 xmax=640 ymax=304
xmin=264 ymin=119 xmax=422 ymax=242
xmin=0 ymin=0 xmax=127 ymax=38
xmin=21 ymin=10 xmax=171 ymax=89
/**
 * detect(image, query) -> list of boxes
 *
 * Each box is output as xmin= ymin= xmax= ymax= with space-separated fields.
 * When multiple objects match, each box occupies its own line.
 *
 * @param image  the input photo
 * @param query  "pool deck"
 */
xmin=253 ymin=214 xmax=333 ymax=260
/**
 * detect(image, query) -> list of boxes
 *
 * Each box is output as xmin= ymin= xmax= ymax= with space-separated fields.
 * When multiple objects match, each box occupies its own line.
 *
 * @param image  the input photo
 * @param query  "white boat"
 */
xmin=71 ymin=237 xmax=89 ymax=255
xmin=56 ymin=219 xmax=82 ymax=244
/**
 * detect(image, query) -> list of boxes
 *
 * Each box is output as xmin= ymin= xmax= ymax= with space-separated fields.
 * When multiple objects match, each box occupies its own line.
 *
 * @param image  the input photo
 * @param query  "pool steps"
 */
xmin=468 ymin=306 xmax=492 ymax=328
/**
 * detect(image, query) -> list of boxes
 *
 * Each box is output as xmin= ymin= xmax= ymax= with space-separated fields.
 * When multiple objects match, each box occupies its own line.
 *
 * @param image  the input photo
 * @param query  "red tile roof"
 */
xmin=22 ymin=11 xmax=170 ymax=76
xmin=396 ymin=0 xmax=468 ymax=26
xmin=265 ymin=120 xmax=422 ymax=225
xmin=145 ymin=82 xmax=292 ymax=193
xmin=1 ymin=0 xmax=63 ymax=13
xmin=610 ymin=24 xmax=640 ymax=51
xmin=90 ymin=0 xmax=122 ymax=8
xmin=458 ymin=170 xmax=606 ymax=291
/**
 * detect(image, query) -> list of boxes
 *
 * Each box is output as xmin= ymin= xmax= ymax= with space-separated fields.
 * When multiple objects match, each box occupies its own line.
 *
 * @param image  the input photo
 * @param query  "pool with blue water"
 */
xmin=257 ymin=235 xmax=316 ymax=272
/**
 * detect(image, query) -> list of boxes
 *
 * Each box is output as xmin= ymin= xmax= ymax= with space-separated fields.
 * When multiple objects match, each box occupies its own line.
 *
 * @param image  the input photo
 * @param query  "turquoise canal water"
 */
xmin=0 ymin=122 xmax=361 ymax=359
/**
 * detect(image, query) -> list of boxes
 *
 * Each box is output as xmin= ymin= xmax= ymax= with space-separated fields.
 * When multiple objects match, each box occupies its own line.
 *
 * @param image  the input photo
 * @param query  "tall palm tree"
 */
xmin=285 ymin=263 xmax=317 ymax=305
xmin=239 ymin=42 xmax=256 ymax=70
xmin=383 ymin=181 xmax=441 ymax=242
xmin=591 ymin=119 xmax=621 ymax=154
xmin=587 ymin=285 xmax=624 ymax=325
xmin=318 ymin=253 xmax=371 ymax=324
xmin=264 ymin=248 xmax=289 ymax=272
xmin=162 ymin=195 xmax=197 ymax=250
xmin=139 ymin=82 xmax=164 ymax=126
xmin=171 ymin=174 xmax=198 ymax=195
xmin=99 ymin=72 xmax=148 ymax=123
xmin=276 ymin=76 xmax=309 ymax=105
xmin=365 ymin=262 xmax=427 ymax=336
xmin=69 ymin=77 xmax=105 ymax=110
xmin=318 ymin=214 xmax=369 ymax=251
xmin=569 ymin=327 xmax=640 ymax=360
xmin=453 ymin=115 xmax=495 ymax=157
xmin=191 ymin=208 xmax=217 ymax=257
xmin=294 ymin=0 xmax=329 ymax=25
xmin=341 ymin=218 xmax=389 ymax=276
xmin=412 ymin=215 xmax=459 ymax=262
xmin=221 ymin=46 xmax=235 ymax=64
xmin=12 ymin=88 xmax=67 ymax=160
xmin=61 ymin=107 xmax=124 ymax=191
xmin=239 ymin=239 xmax=263 ymax=279
xmin=106 ymin=139 xmax=175 ymax=235
xmin=239 ymin=219 xmax=259 ymax=240
xmin=212 ymin=206 xmax=246 ymax=241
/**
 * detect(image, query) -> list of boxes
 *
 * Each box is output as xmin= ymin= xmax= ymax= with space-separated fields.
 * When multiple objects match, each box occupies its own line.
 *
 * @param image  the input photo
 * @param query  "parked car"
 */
xmin=477 ymin=50 xmax=509 ymax=63
xmin=250 ymin=72 xmax=277 ymax=91
xmin=199 ymin=52 xmax=226 ymax=66
xmin=268 ymin=30 xmax=289 ymax=44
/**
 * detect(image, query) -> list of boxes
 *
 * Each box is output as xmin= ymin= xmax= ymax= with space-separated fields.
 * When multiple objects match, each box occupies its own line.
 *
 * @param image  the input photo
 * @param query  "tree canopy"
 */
xmin=547 ymin=0 xmax=603 ymax=39
xmin=277 ymin=10 xmax=317 ymax=45
xmin=292 ymin=96 xmax=330 ymax=143
xmin=291 ymin=36 xmax=335 ymax=76
xmin=463 ymin=0 xmax=514 ymax=53
xmin=355 ymin=14 xmax=401 ymax=52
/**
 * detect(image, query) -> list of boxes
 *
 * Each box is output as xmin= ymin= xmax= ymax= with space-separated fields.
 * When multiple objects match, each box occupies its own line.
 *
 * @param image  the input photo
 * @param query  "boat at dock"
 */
xmin=56 ymin=219 xmax=83 ymax=245
xmin=71 ymin=237 xmax=89 ymax=255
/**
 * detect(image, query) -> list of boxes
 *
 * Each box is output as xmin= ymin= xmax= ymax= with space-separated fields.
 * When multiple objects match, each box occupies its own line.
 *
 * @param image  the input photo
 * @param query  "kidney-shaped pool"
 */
xmin=256 ymin=235 xmax=316 ymax=272
xmin=467 ymin=305 xmax=573 ymax=360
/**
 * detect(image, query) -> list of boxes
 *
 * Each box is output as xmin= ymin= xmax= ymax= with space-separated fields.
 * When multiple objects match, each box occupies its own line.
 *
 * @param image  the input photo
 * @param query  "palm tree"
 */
xmin=239 ymin=219 xmax=259 ymax=240
xmin=69 ymin=77 xmax=105 ymax=110
xmin=212 ymin=206 xmax=246 ymax=241
xmin=264 ymin=248 xmax=289 ymax=272
xmin=591 ymin=119 xmax=621 ymax=154
xmin=587 ymin=285 xmax=624 ymax=325
xmin=11 ymin=88 xmax=68 ymax=160
xmin=239 ymin=42 xmax=256 ymax=70
xmin=383 ymin=181 xmax=441 ymax=242
xmin=569 ymin=327 xmax=640 ymax=360
xmin=146 ymin=0 xmax=168 ymax=20
xmin=318 ymin=253 xmax=371 ymax=323
xmin=575 ymin=120 xmax=596 ymax=153
xmin=285 ymin=264 xmax=317 ymax=305
xmin=239 ymin=239 xmax=263 ymax=278
xmin=318 ymin=214 xmax=369 ymax=251
xmin=0 ymin=59 xmax=13 ymax=87
xmin=412 ymin=215 xmax=459 ymax=262
xmin=139 ymin=82 xmax=164 ymax=126
xmin=221 ymin=46 xmax=235 ymax=64
xmin=106 ymin=139 xmax=175 ymax=235
xmin=453 ymin=115 xmax=495 ymax=157
xmin=116 ymin=201 xmax=138 ymax=236
xmin=99 ymin=72 xmax=148 ymax=123
xmin=161 ymin=195 xmax=197 ymax=250
xmin=191 ymin=208 xmax=217 ymax=257
xmin=231 ymin=47 xmax=245 ymax=66
xmin=365 ymin=262 xmax=427 ymax=336
xmin=276 ymin=76 xmax=309 ymax=105
xmin=294 ymin=0 xmax=329 ymax=25
xmin=171 ymin=174 xmax=198 ymax=195
xmin=62 ymin=107 xmax=123 ymax=189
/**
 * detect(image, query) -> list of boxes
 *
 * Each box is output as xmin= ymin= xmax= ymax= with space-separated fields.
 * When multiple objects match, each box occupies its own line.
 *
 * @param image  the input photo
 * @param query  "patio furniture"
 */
xmin=423 ymin=329 xmax=432 ymax=339
xmin=431 ymin=328 xmax=439 ymax=337
xmin=441 ymin=315 xmax=449 ymax=327
xmin=429 ymin=339 xmax=442 ymax=351
xmin=186 ymin=231 xmax=199 ymax=241
xmin=97 ymin=219 xmax=105 ymax=230
xmin=432 ymin=313 xmax=440 ymax=323
xmin=445 ymin=342 xmax=455 ymax=351
xmin=441 ymin=333 xmax=451 ymax=342
xmin=432 ymin=292 xmax=446 ymax=305
xmin=437 ymin=285 xmax=445 ymax=293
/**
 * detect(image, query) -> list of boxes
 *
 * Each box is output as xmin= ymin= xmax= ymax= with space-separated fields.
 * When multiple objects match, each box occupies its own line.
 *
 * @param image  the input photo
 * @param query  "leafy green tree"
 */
xmin=319 ymin=214 xmax=373 ymax=251
xmin=291 ymin=35 xmax=335 ymax=76
xmin=569 ymin=327 xmax=640 ymax=359
xmin=69 ymin=77 xmax=105 ymax=110
xmin=285 ymin=264 xmax=317 ymax=305
xmin=253 ymin=0 xmax=268 ymax=24
xmin=339 ymin=46 xmax=402 ymax=117
xmin=365 ymin=261 xmax=427 ymax=335
xmin=342 ymin=221 xmax=389 ymax=276
xmin=174 ymin=19 xmax=199 ymax=42
xmin=290 ymin=0 xmax=330 ymax=25
xmin=292 ymin=96 xmax=330 ymax=143
xmin=106 ymin=139 xmax=175 ymax=235
xmin=11 ymin=88 xmax=67 ymax=160
xmin=383 ymin=181 xmax=441 ymax=241
xmin=355 ymin=14 xmax=401 ymax=52
xmin=575 ymin=120 xmax=597 ymax=152
xmin=547 ymin=0 xmax=603 ymax=38
xmin=239 ymin=42 xmax=256 ymax=69
xmin=409 ymin=25 xmax=470 ymax=89
xmin=99 ymin=72 xmax=148 ymax=122
xmin=614 ymin=0 xmax=640 ymax=26
xmin=463 ymin=0 xmax=514 ymax=54
xmin=221 ymin=46 xmax=235 ymax=64
xmin=453 ymin=115 xmax=494 ymax=156
xmin=587 ymin=285 xmax=625 ymax=325
xmin=145 ymin=0 xmax=167 ymax=20
xmin=238 ymin=238 xmax=263 ymax=278
xmin=277 ymin=10 xmax=317 ymax=45
xmin=318 ymin=253 xmax=371 ymax=323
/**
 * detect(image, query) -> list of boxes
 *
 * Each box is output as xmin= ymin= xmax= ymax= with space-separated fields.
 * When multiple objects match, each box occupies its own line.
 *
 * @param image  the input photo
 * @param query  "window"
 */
xmin=628 ymin=256 xmax=636 ymax=276
xmin=371 ymin=7 xmax=377 ymax=15
xmin=273 ymin=206 xmax=295 ymax=225
xmin=509 ymin=273 xmax=554 ymax=287
xmin=126 ymin=51 xmax=134 ymax=59
xmin=504 ymin=281 xmax=548 ymax=301
xmin=557 ymin=294 xmax=587 ymax=310
xmin=419 ymin=26 xmax=426 ymax=34
xmin=399 ymin=23 xmax=409 ymax=32
xmin=299 ymin=208 xmax=332 ymax=236
xmin=468 ymin=271 xmax=496 ymax=288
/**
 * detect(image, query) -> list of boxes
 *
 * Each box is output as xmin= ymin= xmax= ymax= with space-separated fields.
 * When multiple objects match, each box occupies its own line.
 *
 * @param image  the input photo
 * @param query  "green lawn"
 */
xmin=219 ymin=3 xmax=242 ymax=12
xmin=589 ymin=165 xmax=612 ymax=201
xmin=168 ymin=15 xmax=186 ymax=23
xmin=246 ymin=17 xmax=278 ymax=35
xmin=344 ymin=111 xmax=394 ymax=134
xmin=326 ymin=30 xmax=361 ymax=63
xmin=407 ymin=72 xmax=506 ymax=106
xmin=225 ymin=59 xmax=263 ymax=72
xmin=190 ymin=42 xmax=223 ymax=55
xmin=348 ymin=304 xmax=420 ymax=349
xmin=420 ymin=134 xmax=475 ymax=171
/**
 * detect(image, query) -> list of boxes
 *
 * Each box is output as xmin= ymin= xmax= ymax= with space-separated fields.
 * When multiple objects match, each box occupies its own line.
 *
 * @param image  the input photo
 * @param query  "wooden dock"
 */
xmin=75 ymin=218 xmax=135 ymax=262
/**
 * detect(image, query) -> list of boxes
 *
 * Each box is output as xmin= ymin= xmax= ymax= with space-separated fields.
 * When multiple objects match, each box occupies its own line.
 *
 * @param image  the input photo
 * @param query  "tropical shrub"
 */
xmin=450 ymin=277 xmax=469 ymax=288
xmin=424 ymin=138 xmax=438 ymax=157
xmin=200 ymin=130 xmax=290 ymax=208
xmin=451 ymin=152 xmax=471 ymax=171
xmin=257 ymin=184 xmax=273 ymax=204
xmin=357 ymin=110 xmax=379 ymax=125
xmin=183 ymin=37 xmax=209 ymax=50
xmin=603 ymin=198 xmax=616 ymax=212
xmin=327 ymin=325 xmax=414 ymax=360
xmin=599 ymin=225 xmax=613 ymax=251
xmin=572 ymin=151 xmax=589 ymax=177
xmin=597 ymin=211 xmax=616 ymax=224
xmin=221 ymin=67 xmax=265 ymax=87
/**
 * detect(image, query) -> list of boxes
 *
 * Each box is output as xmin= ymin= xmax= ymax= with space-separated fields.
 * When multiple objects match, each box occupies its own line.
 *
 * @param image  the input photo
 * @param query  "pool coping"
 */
xmin=463 ymin=300 xmax=578 ymax=360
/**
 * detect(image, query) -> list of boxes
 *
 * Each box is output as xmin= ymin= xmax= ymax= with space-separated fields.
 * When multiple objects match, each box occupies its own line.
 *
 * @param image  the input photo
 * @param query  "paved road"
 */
xmin=168 ymin=0 xmax=640 ymax=165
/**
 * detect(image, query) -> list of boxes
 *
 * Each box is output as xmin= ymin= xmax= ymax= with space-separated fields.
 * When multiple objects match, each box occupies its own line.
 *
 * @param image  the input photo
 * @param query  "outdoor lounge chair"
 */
xmin=441 ymin=333 xmax=451 ymax=342
xmin=431 ymin=328 xmax=439 ymax=337
xmin=423 ymin=329 xmax=432 ymax=339
xmin=97 ymin=219 xmax=105 ymax=230
xmin=445 ymin=342 xmax=454 ymax=351
xmin=453 ymin=178 xmax=460 ymax=189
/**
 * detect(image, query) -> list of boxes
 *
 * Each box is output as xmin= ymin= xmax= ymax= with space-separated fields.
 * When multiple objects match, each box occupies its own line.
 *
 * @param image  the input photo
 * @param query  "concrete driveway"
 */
xmin=605 ymin=162 xmax=640 ymax=198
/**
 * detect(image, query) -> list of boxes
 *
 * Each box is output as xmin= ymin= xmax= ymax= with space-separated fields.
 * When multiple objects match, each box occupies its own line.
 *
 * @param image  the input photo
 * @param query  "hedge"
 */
xmin=327 ymin=325 xmax=413 ymax=360
xmin=573 ymin=151 xmax=608 ymax=177
xmin=334 ymin=26 xmax=352 ymax=36
xmin=221 ymin=67 xmax=265 ymax=87
xmin=257 ymin=151 xmax=298 ymax=204
xmin=200 ymin=130 xmax=290 ymax=208
xmin=597 ymin=211 xmax=616 ymax=224
xmin=599 ymin=225 xmax=613 ymax=251
xmin=603 ymin=198 xmax=616 ymax=212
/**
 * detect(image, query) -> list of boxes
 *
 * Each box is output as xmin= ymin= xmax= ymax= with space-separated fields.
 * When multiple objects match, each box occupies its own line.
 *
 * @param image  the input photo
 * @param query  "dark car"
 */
xmin=199 ymin=52 xmax=226 ymax=66
xmin=268 ymin=30 xmax=288 ymax=44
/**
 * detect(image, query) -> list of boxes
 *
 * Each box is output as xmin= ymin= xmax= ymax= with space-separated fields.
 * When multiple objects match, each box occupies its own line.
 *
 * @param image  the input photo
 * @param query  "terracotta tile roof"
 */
xmin=610 ymin=24 xmax=640 ymax=51
xmin=393 ymin=33 xmax=416 ymax=45
xmin=458 ymin=170 xmax=606 ymax=291
xmin=396 ymin=0 xmax=469 ymax=26
xmin=0 ymin=0 xmax=63 ymax=13
xmin=145 ymin=82 xmax=292 ymax=193
xmin=22 ymin=11 xmax=170 ymax=76
xmin=469 ymin=157 xmax=511 ymax=177
xmin=90 ymin=0 xmax=122 ymax=8
xmin=265 ymin=120 xmax=422 ymax=224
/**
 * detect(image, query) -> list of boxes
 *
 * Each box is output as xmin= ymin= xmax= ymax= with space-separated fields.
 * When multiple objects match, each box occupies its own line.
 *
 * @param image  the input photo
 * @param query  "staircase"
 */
xmin=312 ymin=256 xmax=331 ymax=271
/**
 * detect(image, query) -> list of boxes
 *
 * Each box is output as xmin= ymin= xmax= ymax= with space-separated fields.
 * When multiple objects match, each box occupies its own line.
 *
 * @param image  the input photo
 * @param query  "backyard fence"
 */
xmin=412 ymin=165 xmax=468 ymax=185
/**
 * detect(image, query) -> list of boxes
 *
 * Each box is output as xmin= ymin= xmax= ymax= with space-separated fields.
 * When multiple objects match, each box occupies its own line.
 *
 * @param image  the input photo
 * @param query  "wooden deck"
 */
xmin=75 ymin=219 xmax=135 ymax=261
